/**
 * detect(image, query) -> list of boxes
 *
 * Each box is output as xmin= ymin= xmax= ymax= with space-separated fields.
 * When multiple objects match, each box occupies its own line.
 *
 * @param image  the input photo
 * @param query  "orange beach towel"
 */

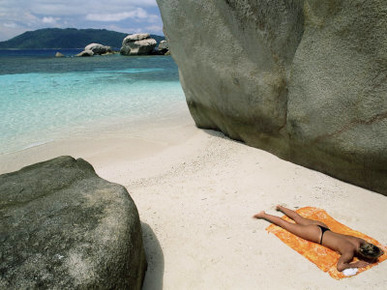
xmin=266 ymin=207 xmax=387 ymax=279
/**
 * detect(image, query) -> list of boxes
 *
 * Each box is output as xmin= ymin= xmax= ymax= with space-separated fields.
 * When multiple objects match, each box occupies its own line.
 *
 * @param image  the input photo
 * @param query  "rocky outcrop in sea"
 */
xmin=0 ymin=156 xmax=147 ymax=289
xmin=55 ymin=52 xmax=65 ymax=57
xmin=120 ymin=33 xmax=157 ymax=56
xmin=156 ymin=0 xmax=387 ymax=195
xmin=85 ymin=43 xmax=113 ymax=55
xmin=157 ymin=40 xmax=170 ymax=55
xmin=76 ymin=49 xmax=94 ymax=57
xmin=76 ymin=43 xmax=113 ymax=57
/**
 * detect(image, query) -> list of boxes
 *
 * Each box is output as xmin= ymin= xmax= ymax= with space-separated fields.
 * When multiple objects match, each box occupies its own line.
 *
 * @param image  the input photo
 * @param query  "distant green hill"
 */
xmin=0 ymin=28 xmax=165 ymax=49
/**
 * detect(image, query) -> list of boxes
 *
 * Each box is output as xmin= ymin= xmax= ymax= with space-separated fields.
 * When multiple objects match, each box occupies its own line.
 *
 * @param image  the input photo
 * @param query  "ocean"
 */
xmin=0 ymin=49 xmax=186 ymax=155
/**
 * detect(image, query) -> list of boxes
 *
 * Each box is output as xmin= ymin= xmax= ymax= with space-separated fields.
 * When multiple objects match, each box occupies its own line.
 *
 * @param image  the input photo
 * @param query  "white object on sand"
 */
xmin=342 ymin=268 xmax=358 ymax=276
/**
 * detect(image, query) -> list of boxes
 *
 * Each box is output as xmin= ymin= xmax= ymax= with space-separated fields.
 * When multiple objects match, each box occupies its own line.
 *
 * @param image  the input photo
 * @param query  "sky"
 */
xmin=0 ymin=0 xmax=164 ymax=41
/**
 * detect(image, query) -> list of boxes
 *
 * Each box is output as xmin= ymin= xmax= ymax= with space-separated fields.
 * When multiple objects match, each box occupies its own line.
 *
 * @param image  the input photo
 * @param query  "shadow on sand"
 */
xmin=141 ymin=222 xmax=164 ymax=290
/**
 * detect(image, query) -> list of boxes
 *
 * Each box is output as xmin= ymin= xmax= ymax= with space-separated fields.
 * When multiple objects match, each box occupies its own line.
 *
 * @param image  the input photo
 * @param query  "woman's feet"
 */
xmin=254 ymin=205 xmax=285 ymax=219
xmin=253 ymin=211 xmax=266 ymax=219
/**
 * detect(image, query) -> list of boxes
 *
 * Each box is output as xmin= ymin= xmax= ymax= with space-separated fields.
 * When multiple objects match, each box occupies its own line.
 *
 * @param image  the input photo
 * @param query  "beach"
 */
xmin=1 ymin=109 xmax=386 ymax=289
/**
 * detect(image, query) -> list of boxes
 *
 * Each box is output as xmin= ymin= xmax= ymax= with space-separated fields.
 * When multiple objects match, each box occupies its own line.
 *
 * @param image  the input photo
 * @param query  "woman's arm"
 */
xmin=337 ymin=251 xmax=355 ymax=272
xmin=337 ymin=251 xmax=369 ymax=271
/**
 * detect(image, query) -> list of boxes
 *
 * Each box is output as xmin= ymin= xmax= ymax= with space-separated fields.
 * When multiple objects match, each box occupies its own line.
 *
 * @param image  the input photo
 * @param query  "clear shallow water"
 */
xmin=0 ymin=50 xmax=186 ymax=154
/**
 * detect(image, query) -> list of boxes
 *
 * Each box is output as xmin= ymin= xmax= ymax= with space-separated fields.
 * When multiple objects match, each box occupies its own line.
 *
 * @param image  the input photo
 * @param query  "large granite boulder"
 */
xmin=0 ymin=156 xmax=147 ymax=289
xmin=75 ymin=49 xmax=94 ymax=57
xmin=85 ymin=43 xmax=112 ymax=55
xmin=76 ymin=43 xmax=112 ymax=57
xmin=120 ymin=33 xmax=157 ymax=55
xmin=156 ymin=0 xmax=387 ymax=195
xmin=157 ymin=40 xmax=170 ymax=55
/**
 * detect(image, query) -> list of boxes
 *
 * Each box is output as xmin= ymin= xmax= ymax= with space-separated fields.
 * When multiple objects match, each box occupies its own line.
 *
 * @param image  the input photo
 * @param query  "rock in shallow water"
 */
xmin=120 ymin=33 xmax=157 ymax=55
xmin=76 ymin=49 xmax=94 ymax=57
xmin=85 ymin=43 xmax=112 ymax=55
xmin=0 ymin=156 xmax=147 ymax=289
xmin=156 ymin=0 xmax=387 ymax=195
xmin=55 ymin=52 xmax=65 ymax=57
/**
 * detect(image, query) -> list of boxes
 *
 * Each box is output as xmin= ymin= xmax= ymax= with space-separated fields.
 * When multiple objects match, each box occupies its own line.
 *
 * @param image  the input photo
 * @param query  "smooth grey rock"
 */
xmin=156 ymin=0 xmax=387 ymax=195
xmin=76 ymin=49 xmax=94 ymax=57
xmin=0 ymin=156 xmax=147 ymax=289
xmin=55 ymin=52 xmax=65 ymax=57
xmin=124 ymin=33 xmax=152 ymax=42
xmin=85 ymin=43 xmax=112 ymax=55
xmin=120 ymin=33 xmax=157 ymax=55
xmin=158 ymin=40 xmax=169 ymax=54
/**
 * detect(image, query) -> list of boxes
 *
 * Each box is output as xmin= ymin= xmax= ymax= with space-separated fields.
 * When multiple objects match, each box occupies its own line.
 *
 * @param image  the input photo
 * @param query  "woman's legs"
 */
xmin=276 ymin=205 xmax=328 ymax=228
xmin=253 ymin=210 xmax=322 ymax=243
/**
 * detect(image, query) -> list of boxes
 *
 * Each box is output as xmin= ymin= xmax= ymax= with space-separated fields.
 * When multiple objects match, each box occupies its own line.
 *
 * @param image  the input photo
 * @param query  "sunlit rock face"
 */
xmin=120 ymin=33 xmax=157 ymax=55
xmin=85 ymin=43 xmax=112 ymax=55
xmin=157 ymin=0 xmax=387 ymax=195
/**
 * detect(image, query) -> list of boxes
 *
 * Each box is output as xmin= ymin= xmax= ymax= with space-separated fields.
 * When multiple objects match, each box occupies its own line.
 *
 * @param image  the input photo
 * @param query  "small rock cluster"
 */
xmin=75 ymin=34 xmax=169 ymax=57
xmin=76 ymin=43 xmax=113 ymax=57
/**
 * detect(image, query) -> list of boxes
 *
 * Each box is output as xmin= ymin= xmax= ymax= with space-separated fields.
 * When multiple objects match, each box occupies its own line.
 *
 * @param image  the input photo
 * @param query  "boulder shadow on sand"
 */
xmin=141 ymin=222 xmax=165 ymax=290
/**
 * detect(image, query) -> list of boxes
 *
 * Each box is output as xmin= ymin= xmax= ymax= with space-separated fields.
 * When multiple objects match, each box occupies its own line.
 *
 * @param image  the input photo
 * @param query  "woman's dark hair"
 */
xmin=359 ymin=243 xmax=384 ymax=259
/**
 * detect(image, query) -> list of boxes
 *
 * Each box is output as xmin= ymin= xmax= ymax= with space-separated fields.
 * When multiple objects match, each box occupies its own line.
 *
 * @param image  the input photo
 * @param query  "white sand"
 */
xmin=1 ymin=110 xmax=386 ymax=289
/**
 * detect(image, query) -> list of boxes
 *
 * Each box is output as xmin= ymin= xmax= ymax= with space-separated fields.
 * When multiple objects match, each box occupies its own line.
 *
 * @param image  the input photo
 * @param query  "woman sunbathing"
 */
xmin=253 ymin=205 xmax=384 ymax=272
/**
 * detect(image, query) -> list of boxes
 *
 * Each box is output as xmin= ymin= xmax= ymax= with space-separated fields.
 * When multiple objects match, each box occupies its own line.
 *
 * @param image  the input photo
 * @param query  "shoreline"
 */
xmin=1 ymin=110 xmax=386 ymax=289
xmin=0 ymin=104 xmax=192 ymax=174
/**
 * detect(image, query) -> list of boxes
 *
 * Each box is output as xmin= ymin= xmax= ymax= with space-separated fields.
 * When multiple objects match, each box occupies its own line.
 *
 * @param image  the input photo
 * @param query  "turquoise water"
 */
xmin=0 ymin=50 xmax=186 ymax=155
